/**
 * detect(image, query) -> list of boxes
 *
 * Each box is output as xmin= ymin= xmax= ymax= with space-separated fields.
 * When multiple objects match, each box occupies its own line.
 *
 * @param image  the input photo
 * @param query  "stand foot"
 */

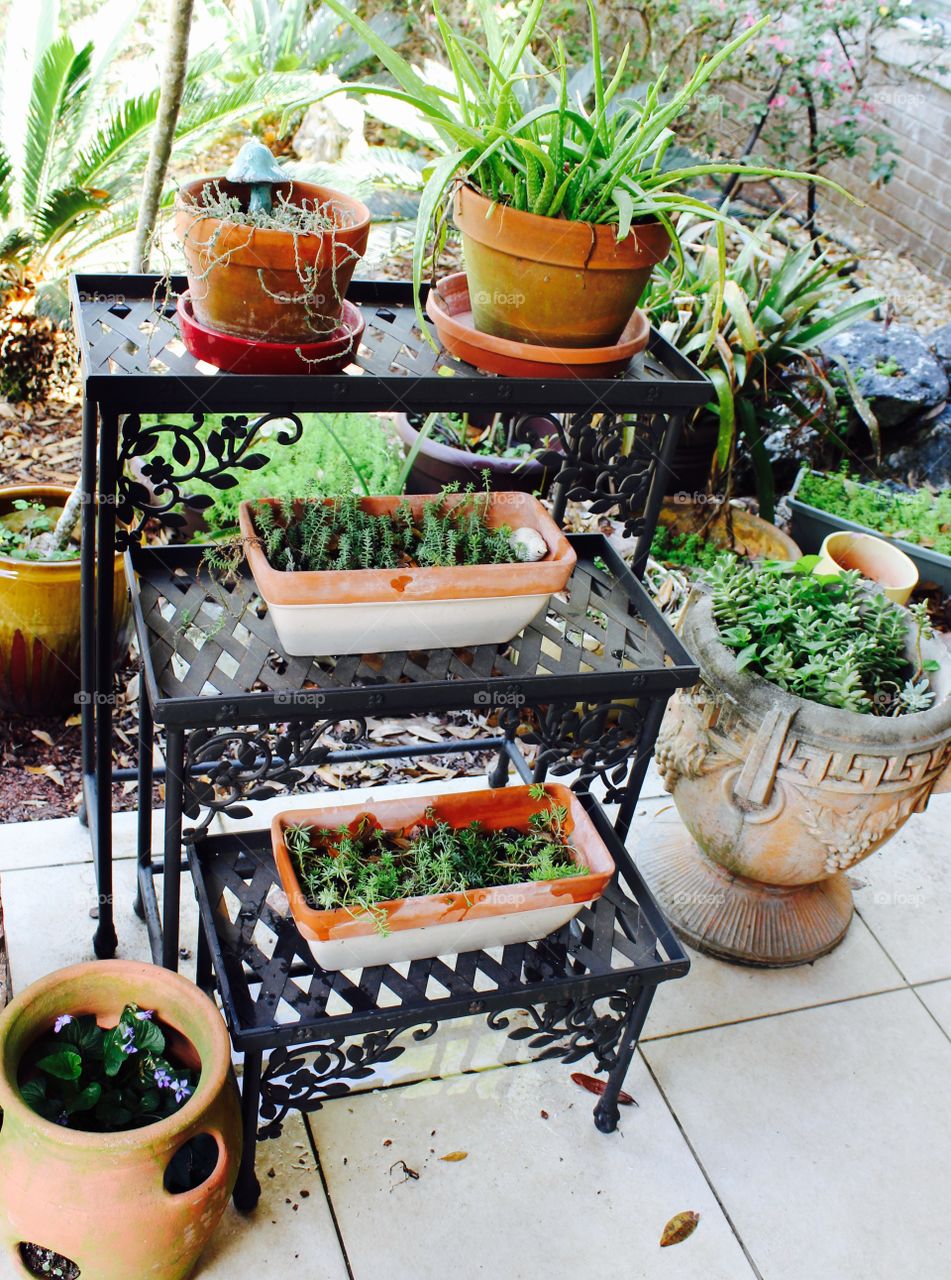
xmin=637 ymin=817 xmax=853 ymax=967
xmin=232 ymin=1169 xmax=262 ymax=1214
xmin=78 ymin=799 xmax=88 ymax=828
xmin=132 ymin=890 xmax=145 ymax=922
xmin=93 ymin=921 xmax=118 ymax=959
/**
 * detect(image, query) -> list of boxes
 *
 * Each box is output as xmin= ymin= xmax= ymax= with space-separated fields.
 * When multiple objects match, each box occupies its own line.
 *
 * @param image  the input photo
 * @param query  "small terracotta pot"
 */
xmin=814 ymin=530 xmax=919 ymax=605
xmin=453 ymin=183 xmax=669 ymax=348
xmin=0 ymin=484 xmax=131 ymax=716
xmin=175 ymin=177 xmax=370 ymax=343
xmin=272 ymin=784 xmax=615 ymax=969
xmin=0 ymin=961 xmax=241 ymax=1280
xmin=239 ymin=491 xmax=576 ymax=656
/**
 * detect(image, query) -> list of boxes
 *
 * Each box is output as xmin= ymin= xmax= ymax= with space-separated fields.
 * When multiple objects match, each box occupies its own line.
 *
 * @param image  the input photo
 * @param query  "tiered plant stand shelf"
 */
xmin=72 ymin=272 xmax=708 ymax=1209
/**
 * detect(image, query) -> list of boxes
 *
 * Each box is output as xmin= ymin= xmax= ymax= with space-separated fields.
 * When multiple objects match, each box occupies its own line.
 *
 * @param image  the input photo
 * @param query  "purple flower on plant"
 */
xmin=53 ymin=1015 xmax=73 ymax=1034
xmin=121 ymin=1023 xmax=138 ymax=1055
xmin=172 ymin=1079 xmax=192 ymax=1104
xmin=154 ymin=1068 xmax=173 ymax=1089
xmin=134 ymin=1009 xmax=154 ymax=1021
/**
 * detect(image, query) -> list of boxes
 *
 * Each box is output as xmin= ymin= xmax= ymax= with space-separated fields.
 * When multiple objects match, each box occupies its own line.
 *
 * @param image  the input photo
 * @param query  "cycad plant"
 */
xmin=319 ymin=0 xmax=855 ymax=333
xmin=0 ymin=4 xmax=318 ymax=317
xmin=646 ymin=218 xmax=882 ymax=519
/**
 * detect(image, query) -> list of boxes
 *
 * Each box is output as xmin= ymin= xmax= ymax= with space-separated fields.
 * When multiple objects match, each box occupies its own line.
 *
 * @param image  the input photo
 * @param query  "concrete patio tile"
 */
xmin=628 ymin=803 xmax=905 ymax=1038
xmin=311 ymin=1057 xmax=757 ymax=1280
xmin=194 ymin=1112 xmax=348 ymax=1280
xmin=643 ymin=989 xmax=951 ymax=1280
xmin=0 ymin=853 xmax=200 ymax=994
xmin=915 ymin=979 xmax=951 ymax=1039
xmin=849 ymin=795 xmax=951 ymax=984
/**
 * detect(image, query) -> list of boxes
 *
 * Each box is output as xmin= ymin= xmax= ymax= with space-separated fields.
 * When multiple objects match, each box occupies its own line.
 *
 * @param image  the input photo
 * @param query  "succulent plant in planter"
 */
xmin=321 ymin=0 xmax=853 ymax=350
xmin=231 ymin=487 xmax=575 ymax=656
xmin=271 ymin=783 xmax=615 ymax=968
xmin=640 ymin=559 xmax=951 ymax=967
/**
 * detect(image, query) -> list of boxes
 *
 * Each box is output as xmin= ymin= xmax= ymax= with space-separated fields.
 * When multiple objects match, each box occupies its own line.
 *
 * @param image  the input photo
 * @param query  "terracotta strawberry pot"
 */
xmin=272 ymin=783 xmax=615 ymax=969
xmin=640 ymin=593 xmax=951 ymax=966
xmin=0 ymin=961 xmax=241 ymax=1280
xmin=175 ymin=178 xmax=370 ymax=342
xmin=0 ymin=484 xmax=132 ymax=715
xmin=453 ymin=183 xmax=669 ymax=348
xmin=238 ymin=491 xmax=576 ymax=656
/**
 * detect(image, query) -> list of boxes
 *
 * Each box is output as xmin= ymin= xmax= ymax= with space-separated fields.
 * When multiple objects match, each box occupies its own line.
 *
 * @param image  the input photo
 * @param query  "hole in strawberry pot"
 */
xmin=18 ymin=1242 xmax=81 ymax=1278
xmin=164 ymin=1131 xmax=221 ymax=1194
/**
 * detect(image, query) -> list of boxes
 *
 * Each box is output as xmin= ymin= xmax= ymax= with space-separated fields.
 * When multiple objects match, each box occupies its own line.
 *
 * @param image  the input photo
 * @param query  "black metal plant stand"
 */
xmin=72 ymin=272 xmax=708 ymax=1210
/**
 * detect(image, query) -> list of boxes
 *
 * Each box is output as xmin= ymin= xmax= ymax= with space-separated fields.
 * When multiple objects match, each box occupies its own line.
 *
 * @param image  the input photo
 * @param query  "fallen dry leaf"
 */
xmin=31 ymin=729 xmax=55 ymax=747
xmin=26 ymin=763 xmax=65 ymax=787
xmin=660 ymin=1211 xmax=700 ymax=1248
xmin=570 ymin=1072 xmax=637 ymax=1106
xmin=65 ymin=713 xmax=82 ymax=728
xmin=439 ymin=1151 xmax=468 ymax=1162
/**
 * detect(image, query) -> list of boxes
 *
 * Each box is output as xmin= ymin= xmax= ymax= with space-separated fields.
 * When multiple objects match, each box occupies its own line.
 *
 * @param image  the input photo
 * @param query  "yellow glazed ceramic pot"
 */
xmin=0 ymin=484 xmax=131 ymax=715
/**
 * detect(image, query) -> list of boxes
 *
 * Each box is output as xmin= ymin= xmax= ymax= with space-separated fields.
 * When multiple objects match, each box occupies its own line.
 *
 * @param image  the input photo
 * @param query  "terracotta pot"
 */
xmin=0 ymin=485 xmax=131 ymax=716
xmin=0 ymin=961 xmax=241 ymax=1280
xmin=239 ymin=491 xmax=576 ymax=656
xmin=175 ymin=178 xmax=370 ymax=343
xmin=394 ymin=412 xmax=559 ymax=495
xmin=639 ymin=593 xmax=951 ymax=966
xmin=272 ymin=783 xmax=615 ymax=968
xmin=658 ymin=499 xmax=802 ymax=562
xmin=815 ymin=530 xmax=918 ymax=605
xmin=453 ymin=184 xmax=669 ymax=348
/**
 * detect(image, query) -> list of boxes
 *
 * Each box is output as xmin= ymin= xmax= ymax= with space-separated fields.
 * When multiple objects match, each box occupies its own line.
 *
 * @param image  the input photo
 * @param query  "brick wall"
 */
xmin=717 ymin=37 xmax=951 ymax=282
xmin=821 ymin=59 xmax=951 ymax=282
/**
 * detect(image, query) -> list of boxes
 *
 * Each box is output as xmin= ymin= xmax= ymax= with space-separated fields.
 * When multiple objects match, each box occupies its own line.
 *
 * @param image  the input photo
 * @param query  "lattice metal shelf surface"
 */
xmin=72 ymin=275 xmax=711 ymax=413
xmin=187 ymin=804 xmax=689 ymax=1053
xmin=129 ymin=533 xmax=697 ymax=727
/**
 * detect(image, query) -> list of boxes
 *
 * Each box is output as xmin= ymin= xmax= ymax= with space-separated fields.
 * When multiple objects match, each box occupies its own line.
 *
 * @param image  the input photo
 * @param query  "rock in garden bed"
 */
xmin=822 ymin=321 xmax=949 ymax=429
xmin=884 ymin=403 xmax=951 ymax=489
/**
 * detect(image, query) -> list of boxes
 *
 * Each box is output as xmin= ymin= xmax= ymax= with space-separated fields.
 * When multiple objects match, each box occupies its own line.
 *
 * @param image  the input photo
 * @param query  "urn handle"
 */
xmin=732 ymin=704 xmax=796 ymax=808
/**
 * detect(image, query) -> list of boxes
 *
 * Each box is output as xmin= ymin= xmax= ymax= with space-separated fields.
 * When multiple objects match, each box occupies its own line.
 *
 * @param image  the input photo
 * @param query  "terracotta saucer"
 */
xmin=177 ymin=292 xmax=365 ymax=375
xmin=426 ymin=272 xmax=649 ymax=378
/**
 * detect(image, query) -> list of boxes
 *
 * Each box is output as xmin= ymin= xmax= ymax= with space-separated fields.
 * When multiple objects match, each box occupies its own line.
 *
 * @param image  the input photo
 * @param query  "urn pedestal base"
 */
xmin=637 ymin=818 xmax=854 ymax=968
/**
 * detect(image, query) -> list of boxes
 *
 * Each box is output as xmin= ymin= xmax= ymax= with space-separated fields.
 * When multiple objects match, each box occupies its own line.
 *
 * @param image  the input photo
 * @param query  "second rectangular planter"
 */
xmin=239 ymin=491 xmax=576 ymax=656
xmin=271 ymin=784 xmax=615 ymax=970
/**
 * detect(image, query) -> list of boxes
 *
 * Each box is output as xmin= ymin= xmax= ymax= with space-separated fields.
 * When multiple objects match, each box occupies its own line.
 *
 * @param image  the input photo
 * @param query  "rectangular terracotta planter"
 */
xmin=271 ymin=784 xmax=615 ymax=970
xmin=238 ymin=491 xmax=576 ymax=656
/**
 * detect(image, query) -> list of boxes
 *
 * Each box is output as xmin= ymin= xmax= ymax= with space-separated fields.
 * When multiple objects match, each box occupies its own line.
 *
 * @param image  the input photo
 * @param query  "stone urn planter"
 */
xmin=639 ymin=593 xmax=951 ymax=966
xmin=0 ymin=961 xmax=241 ymax=1280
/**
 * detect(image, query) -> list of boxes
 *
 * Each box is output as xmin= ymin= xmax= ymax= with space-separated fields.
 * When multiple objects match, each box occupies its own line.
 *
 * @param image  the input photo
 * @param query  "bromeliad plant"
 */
xmin=707 ymin=556 xmax=938 ymax=716
xmin=318 ymin=0 xmax=855 ymax=340
xmin=284 ymin=783 xmax=582 ymax=935
xmin=20 ymin=1004 xmax=196 ymax=1133
xmin=646 ymin=218 xmax=882 ymax=519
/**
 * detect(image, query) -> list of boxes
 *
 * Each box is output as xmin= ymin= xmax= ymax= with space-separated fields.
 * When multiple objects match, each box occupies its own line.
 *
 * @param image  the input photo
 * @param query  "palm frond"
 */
xmin=22 ymin=36 xmax=94 ymax=216
xmin=71 ymin=90 xmax=161 ymax=186
xmin=32 ymin=185 xmax=108 ymax=249
xmin=0 ymin=144 xmax=12 ymax=219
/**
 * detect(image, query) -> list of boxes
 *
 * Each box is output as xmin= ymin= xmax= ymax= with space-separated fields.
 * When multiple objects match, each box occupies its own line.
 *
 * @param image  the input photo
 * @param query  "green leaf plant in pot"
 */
xmin=319 ymin=0 xmax=857 ymax=350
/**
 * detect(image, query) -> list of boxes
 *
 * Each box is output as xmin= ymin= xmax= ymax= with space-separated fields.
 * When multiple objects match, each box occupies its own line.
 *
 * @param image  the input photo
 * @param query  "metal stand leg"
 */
xmin=593 ymin=984 xmax=656 ymax=1134
xmin=134 ymin=688 xmax=154 ymax=921
xmin=613 ymin=697 xmax=668 ymax=842
xmin=79 ymin=396 xmax=97 ymax=834
xmin=233 ymin=1050 xmax=263 ymax=1213
xmin=196 ymin=911 xmax=213 ymax=994
xmin=488 ymin=717 xmax=516 ymax=788
xmin=161 ymin=728 xmax=186 ymax=971
xmin=92 ymin=410 xmax=120 ymax=960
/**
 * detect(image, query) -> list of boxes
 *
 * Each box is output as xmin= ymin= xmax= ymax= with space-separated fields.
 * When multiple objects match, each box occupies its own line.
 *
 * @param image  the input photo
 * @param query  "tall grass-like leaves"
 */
xmin=647 ymin=218 xmax=883 ymax=518
xmin=320 ymin=0 xmax=857 ymax=337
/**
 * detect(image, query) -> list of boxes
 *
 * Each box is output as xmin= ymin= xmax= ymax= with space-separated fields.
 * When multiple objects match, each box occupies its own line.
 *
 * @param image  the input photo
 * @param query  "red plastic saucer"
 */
xmin=426 ymin=272 xmax=649 ymax=378
xmin=176 ymin=292 xmax=365 ymax=375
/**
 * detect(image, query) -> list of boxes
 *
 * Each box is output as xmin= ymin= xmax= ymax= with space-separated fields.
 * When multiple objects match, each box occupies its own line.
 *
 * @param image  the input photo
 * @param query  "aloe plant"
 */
xmin=318 ymin=0 xmax=856 ymax=335
xmin=647 ymin=218 xmax=882 ymax=519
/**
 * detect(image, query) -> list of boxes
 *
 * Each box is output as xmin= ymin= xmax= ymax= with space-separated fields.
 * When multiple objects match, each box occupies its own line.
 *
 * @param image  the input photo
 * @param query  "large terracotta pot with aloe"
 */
xmin=0 ymin=961 xmax=241 ymax=1280
xmin=0 ymin=484 xmax=131 ymax=715
xmin=639 ymin=562 xmax=951 ymax=967
xmin=322 ymin=0 xmax=852 ymax=357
